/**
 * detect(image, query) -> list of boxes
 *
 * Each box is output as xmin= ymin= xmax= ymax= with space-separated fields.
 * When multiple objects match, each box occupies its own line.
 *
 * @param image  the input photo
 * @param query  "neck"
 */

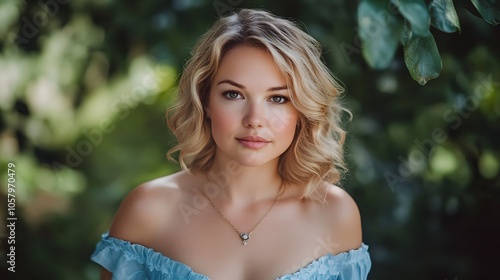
xmin=205 ymin=157 xmax=283 ymax=205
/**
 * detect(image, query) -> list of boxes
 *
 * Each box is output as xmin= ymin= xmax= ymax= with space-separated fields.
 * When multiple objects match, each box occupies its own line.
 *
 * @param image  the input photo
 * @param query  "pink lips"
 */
xmin=236 ymin=136 xmax=270 ymax=149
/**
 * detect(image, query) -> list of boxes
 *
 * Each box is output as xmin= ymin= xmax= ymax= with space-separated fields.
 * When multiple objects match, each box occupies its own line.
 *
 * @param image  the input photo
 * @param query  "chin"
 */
xmin=231 ymin=154 xmax=278 ymax=168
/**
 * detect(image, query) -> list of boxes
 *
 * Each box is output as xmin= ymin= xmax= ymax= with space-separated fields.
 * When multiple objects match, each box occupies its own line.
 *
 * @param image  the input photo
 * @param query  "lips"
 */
xmin=236 ymin=135 xmax=270 ymax=149
xmin=236 ymin=136 xmax=270 ymax=142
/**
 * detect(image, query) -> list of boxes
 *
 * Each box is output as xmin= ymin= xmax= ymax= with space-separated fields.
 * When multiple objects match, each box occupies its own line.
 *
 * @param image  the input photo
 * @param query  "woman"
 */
xmin=92 ymin=9 xmax=371 ymax=280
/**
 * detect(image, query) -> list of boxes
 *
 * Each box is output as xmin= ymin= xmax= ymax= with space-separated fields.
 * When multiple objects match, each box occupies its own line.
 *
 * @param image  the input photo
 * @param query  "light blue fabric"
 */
xmin=91 ymin=233 xmax=371 ymax=280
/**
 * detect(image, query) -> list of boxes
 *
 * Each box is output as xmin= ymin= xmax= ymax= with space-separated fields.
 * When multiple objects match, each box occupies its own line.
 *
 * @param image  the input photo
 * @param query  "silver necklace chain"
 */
xmin=204 ymin=181 xmax=283 ymax=245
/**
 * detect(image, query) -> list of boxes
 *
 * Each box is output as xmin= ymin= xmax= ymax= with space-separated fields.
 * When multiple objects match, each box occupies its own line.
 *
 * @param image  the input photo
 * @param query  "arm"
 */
xmin=96 ymin=182 xmax=173 ymax=279
xmin=324 ymin=184 xmax=371 ymax=279
xmin=324 ymin=184 xmax=363 ymax=254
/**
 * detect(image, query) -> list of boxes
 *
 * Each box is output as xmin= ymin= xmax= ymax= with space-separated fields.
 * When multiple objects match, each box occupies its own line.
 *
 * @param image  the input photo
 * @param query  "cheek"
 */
xmin=209 ymin=105 xmax=236 ymax=135
xmin=268 ymin=107 xmax=299 ymax=135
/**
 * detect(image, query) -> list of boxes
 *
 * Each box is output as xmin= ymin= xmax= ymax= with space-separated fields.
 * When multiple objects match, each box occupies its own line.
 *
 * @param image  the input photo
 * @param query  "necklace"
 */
xmin=204 ymin=181 xmax=283 ymax=245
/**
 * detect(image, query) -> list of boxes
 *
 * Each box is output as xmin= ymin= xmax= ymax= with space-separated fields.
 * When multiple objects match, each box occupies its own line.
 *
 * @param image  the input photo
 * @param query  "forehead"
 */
xmin=213 ymin=45 xmax=287 ymax=87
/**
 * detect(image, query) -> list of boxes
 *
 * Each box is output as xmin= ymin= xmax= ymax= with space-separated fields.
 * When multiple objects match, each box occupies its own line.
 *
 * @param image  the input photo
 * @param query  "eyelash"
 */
xmin=270 ymin=96 xmax=289 ymax=104
xmin=223 ymin=90 xmax=242 ymax=100
xmin=222 ymin=91 xmax=289 ymax=104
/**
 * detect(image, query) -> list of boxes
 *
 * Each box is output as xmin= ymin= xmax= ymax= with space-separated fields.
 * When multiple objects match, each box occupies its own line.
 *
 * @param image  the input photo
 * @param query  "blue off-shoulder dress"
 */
xmin=91 ymin=233 xmax=371 ymax=280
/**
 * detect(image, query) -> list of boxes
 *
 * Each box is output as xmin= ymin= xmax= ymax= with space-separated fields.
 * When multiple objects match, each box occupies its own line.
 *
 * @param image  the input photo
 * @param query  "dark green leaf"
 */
xmin=457 ymin=0 xmax=483 ymax=18
xmin=358 ymin=0 xmax=404 ymax=69
xmin=400 ymin=20 xmax=412 ymax=47
xmin=471 ymin=0 xmax=500 ymax=26
xmin=392 ymin=0 xmax=431 ymax=36
xmin=404 ymin=34 xmax=442 ymax=85
xmin=429 ymin=0 xmax=461 ymax=33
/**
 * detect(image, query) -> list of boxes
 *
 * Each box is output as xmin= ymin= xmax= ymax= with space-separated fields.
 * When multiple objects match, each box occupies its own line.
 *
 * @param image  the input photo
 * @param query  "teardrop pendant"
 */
xmin=240 ymin=233 xmax=250 ymax=245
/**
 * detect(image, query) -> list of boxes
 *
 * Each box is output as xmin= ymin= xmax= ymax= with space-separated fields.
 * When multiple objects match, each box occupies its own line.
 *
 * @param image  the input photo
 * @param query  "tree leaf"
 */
xmin=392 ymin=0 xmax=431 ymax=36
xmin=457 ymin=0 xmax=482 ymax=18
xmin=400 ymin=20 xmax=412 ymax=47
xmin=429 ymin=0 xmax=461 ymax=33
xmin=471 ymin=0 xmax=500 ymax=26
xmin=404 ymin=34 xmax=442 ymax=85
xmin=358 ymin=0 xmax=404 ymax=69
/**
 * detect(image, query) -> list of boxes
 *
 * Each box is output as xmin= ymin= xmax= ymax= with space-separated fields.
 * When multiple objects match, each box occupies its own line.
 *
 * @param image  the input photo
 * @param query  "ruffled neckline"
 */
xmin=96 ymin=233 xmax=369 ymax=279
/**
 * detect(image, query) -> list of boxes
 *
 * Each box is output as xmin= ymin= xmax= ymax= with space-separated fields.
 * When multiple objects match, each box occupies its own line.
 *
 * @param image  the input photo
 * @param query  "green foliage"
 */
xmin=358 ymin=0 xmax=500 ymax=84
xmin=429 ymin=0 xmax=461 ymax=33
xmin=392 ymin=0 xmax=430 ymax=36
xmin=358 ymin=0 xmax=403 ymax=69
xmin=471 ymin=0 xmax=500 ymax=25
xmin=404 ymin=34 xmax=442 ymax=85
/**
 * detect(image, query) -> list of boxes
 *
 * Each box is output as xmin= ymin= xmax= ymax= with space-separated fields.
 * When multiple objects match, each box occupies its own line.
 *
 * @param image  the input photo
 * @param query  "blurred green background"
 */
xmin=0 ymin=0 xmax=499 ymax=279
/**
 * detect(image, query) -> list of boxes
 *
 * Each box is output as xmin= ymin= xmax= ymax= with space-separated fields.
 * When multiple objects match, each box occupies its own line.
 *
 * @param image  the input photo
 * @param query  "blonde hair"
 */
xmin=167 ymin=9 xmax=348 ymax=199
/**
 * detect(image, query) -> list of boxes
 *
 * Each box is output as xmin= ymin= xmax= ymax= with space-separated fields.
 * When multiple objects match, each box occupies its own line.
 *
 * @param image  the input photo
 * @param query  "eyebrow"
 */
xmin=217 ymin=79 xmax=288 ymax=92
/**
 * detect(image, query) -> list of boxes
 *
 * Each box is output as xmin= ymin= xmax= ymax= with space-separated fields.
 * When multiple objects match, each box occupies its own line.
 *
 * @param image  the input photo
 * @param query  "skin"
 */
xmin=207 ymin=45 xmax=299 ymax=172
xmin=101 ymin=45 xmax=362 ymax=280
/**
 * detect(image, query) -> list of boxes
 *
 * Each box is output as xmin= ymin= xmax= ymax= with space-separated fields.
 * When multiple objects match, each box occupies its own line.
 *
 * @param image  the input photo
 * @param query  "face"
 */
xmin=206 ymin=45 xmax=300 ymax=168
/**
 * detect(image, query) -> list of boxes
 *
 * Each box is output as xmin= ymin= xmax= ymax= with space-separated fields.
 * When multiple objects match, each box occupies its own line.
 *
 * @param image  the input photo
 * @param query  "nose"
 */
xmin=242 ymin=102 xmax=265 ymax=128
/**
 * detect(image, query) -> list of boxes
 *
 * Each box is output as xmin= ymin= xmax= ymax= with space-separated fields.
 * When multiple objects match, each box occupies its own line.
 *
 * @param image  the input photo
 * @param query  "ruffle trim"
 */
xmin=91 ymin=233 xmax=208 ymax=280
xmin=91 ymin=233 xmax=370 ymax=280
xmin=276 ymin=243 xmax=371 ymax=279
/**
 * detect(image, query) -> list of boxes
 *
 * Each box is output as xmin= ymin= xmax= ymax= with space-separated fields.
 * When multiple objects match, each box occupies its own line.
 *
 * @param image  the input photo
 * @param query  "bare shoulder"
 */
xmin=318 ymin=182 xmax=363 ymax=254
xmin=108 ymin=170 xmax=197 ymax=246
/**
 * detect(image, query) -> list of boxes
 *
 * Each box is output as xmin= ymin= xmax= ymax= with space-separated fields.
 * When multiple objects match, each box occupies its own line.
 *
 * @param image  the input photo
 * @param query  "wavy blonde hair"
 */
xmin=167 ymin=9 xmax=348 ymax=199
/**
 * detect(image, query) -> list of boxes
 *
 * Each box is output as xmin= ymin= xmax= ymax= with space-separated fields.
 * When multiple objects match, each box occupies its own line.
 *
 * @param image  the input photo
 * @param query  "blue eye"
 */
xmin=270 ymin=96 xmax=288 ymax=104
xmin=223 ymin=91 xmax=242 ymax=99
